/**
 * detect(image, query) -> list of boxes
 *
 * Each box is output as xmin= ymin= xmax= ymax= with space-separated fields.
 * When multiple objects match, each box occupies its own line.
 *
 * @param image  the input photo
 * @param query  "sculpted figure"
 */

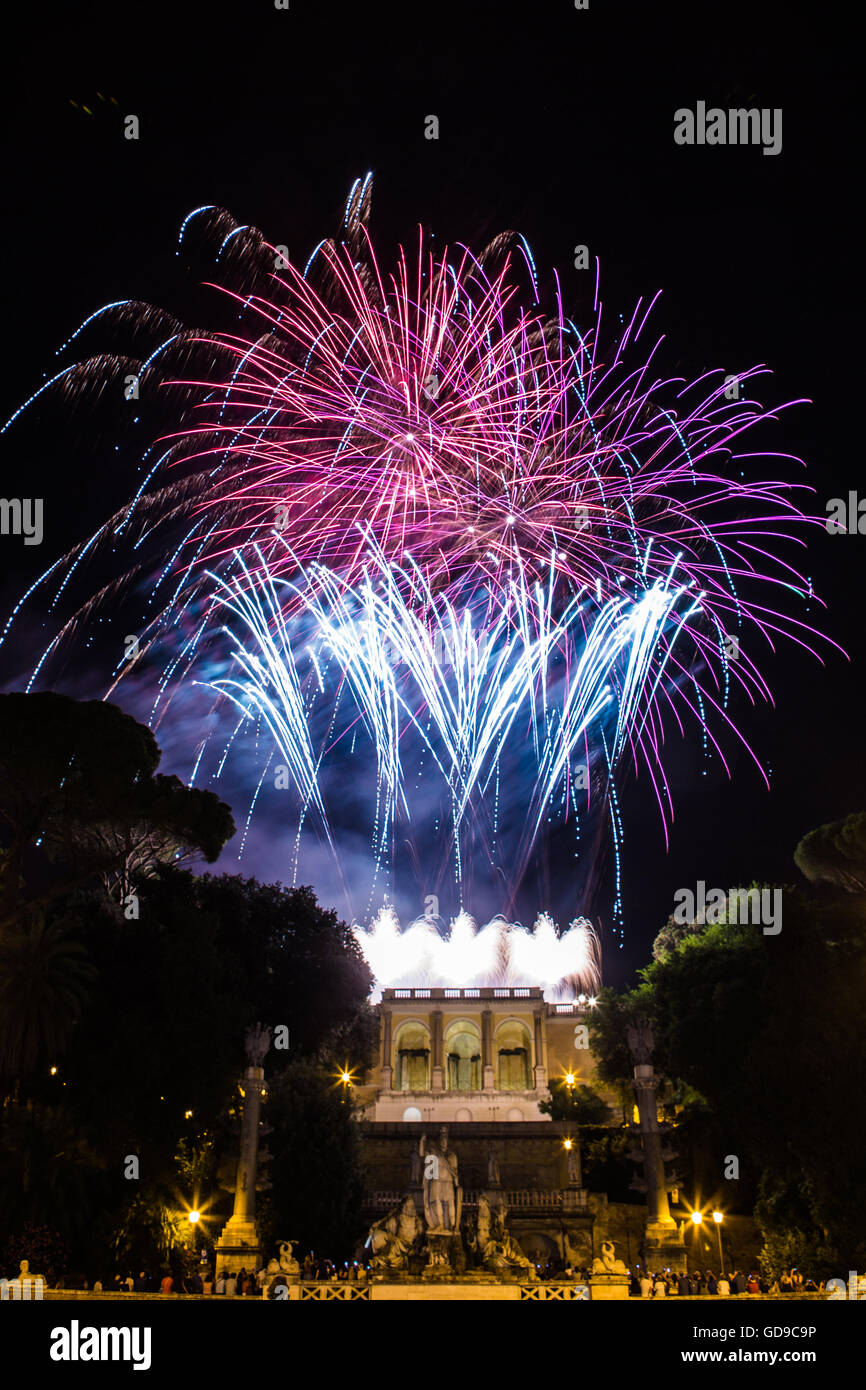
xmin=419 ymin=1126 xmax=462 ymax=1233
xmin=245 ymin=1022 xmax=271 ymax=1067
xmin=591 ymin=1239 xmax=628 ymax=1275
xmin=368 ymin=1196 xmax=422 ymax=1271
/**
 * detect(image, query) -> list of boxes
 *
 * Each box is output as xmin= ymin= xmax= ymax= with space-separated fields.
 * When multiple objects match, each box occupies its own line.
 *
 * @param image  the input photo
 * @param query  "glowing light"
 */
xmin=355 ymin=909 xmax=599 ymax=1001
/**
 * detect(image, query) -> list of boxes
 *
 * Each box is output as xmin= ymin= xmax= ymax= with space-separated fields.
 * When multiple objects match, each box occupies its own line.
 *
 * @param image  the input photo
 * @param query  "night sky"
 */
xmin=1 ymin=1 xmax=859 ymax=986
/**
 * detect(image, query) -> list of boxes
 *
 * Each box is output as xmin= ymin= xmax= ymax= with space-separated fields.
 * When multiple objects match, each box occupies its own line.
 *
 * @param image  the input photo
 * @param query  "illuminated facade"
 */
xmin=357 ymin=986 xmax=599 ymax=1122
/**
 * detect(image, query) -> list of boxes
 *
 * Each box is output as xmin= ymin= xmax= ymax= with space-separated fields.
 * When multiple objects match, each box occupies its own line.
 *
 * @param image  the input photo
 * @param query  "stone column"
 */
xmin=431 ymin=1009 xmax=444 ymax=1091
xmin=627 ymin=1021 xmax=684 ymax=1274
xmin=481 ymin=1009 xmax=495 ymax=1090
xmin=532 ymin=1009 xmax=547 ymax=1089
xmin=215 ymin=1024 xmax=270 ymax=1275
xmin=381 ymin=1007 xmax=393 ymax=1091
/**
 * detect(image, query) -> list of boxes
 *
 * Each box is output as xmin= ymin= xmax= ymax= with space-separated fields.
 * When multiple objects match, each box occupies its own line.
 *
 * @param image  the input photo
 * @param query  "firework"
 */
xmin=1 ymin=175 xmax=834 ymax=928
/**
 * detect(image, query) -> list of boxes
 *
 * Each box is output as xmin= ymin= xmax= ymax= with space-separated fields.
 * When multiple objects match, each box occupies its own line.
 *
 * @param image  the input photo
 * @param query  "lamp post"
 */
xmin=712 ymin=1211 xmax=725 ymax=1271
xmin=690 ymin=1209 xmax=703 ymax=1266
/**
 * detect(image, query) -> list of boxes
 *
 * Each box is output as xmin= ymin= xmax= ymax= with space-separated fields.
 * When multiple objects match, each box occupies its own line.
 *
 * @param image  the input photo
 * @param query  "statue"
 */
xmin=266 ymin=1240 xmax=300 ymax=1279
xmin=483 ymin=1204 xmax=537 ymax=1278
xmin=245 ymin=1022 xmax=271 ymax=1068
xmin=409 ymin=1142 xmax=422 ymax=1185
xmin=625 ymin=1019 xmax=654 ymax=1065
xmin=5 ymin=1259 xmax=45 ymax=1298
xmin=486 ymin=1141 xmax=501 ymax=1187
xmin=368 ymin=1196 xmax=423 ymax=1271
xmin=566 ymin=1141 xmax=582 ymax=1186
xmin=591 ymin=1239 xmax=628 ymax=1275
xmin=419 ymin=1126 xmax=462 ymax=1233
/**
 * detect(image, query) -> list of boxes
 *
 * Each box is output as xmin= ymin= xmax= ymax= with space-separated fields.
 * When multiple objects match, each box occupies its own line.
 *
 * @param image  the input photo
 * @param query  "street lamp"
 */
xmin=712 ymin=1211 xmax=725 ymax=1271
xmin=689 ymin=1210 xmax=704 ymax=1265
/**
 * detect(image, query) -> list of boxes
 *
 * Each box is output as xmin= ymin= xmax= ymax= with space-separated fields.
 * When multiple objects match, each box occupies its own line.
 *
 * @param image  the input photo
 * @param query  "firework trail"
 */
xmin=0 ymin=174 xmax=835 ymax=932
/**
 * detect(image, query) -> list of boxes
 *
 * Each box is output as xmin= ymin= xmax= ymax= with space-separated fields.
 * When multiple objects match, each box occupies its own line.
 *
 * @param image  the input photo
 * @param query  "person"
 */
xmin=728 ymin=1269 xmax=738 ymax=1295
xmin=215 ymin=1272 xmax=226 ymax=1295
xmin=780 ymin=1271 xmax=793 ymax=1292
xmin=677 ymin=1271 xmax=689 ymax=1297
xmin=303 ymin=1254 xmax=313 ymax=1280
xmin=735 ymin=1270 xmax=748 ymax=1295
xmin=225 ymin=1272 xmax=237 ymax=1297
xmin=357 ymin=1263 xmax=367 ymax=1285
xmin=161 ymin=1272 xmax=174 ymax=1295
xmin=640 ymin=1271 xmax=653 ymax=1298
xmin=255 ymin=1267 xmax=267 ymax=1294
xmin=748 ymin=1273 xmax=760 ymax=1294
xmin=236 ymin=1267 xmax=247 ymax=1295
xmin=769 ymin=1277 xmax=781 ymax=1294
xmin=717 ymin=1273 xmax=730 ymax=1296
xmin=203 ymin=1273 xmax=214 ymax=1296
xmin=688 ymin=1271 xmax=699 ymax=1296
xmin=706 ymin=1271 xmax=717 ymax=1295
xmin=191 ymin=1271 xmax=204 ymax=1295
xmin=93 ymin=1279 xmax=103 ymax=1293
xmin=804 ymin=1277 xmax=818 ymax=1292
xmin=653 ymin=1273 xmax=666 ymax=1298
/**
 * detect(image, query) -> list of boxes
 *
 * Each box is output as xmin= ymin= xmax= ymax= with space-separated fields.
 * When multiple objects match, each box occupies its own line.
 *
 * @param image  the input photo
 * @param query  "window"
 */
xmin=444 ymin=1020 xmax=481 ymax=1091
xmin=496 ymin=1020 xmax=532 ymax=1090
xmin=393 ymin=1021 xmax=430 ymax=1091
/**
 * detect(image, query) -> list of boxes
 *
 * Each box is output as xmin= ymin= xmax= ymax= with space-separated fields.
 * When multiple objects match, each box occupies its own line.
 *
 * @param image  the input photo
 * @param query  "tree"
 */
xmin=794 ymin=812 xmax=866 ymax=893
xmin=0 ymin=913 xmax=95 ymax=1086
xmin=0 ymin=691 xmax=235 ymax=930
xmin=596 ymin=872 xmax=866 ymax=1270
xmin=263 ymin=1060 xmax=366 ymax=1258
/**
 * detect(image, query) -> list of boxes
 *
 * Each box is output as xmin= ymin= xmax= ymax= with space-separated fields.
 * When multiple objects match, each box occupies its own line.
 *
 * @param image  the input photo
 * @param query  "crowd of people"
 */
xmin=630 ymin=1268 xmax=822 ymax=1297
xmin=22 ymin=1259 xmax=825 ymax=1296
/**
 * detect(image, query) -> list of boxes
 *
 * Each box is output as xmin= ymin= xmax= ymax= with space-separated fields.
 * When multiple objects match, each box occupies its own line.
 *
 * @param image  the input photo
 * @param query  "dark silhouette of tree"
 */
xmin=0 ymin=691 xmax=234 ymax=930
xmin=794 ymin=811 xmax=866 ymax=893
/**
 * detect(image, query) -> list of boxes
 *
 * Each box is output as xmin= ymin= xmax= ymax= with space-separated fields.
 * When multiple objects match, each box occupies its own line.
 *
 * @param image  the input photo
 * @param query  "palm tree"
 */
xmin=0 ymin=913 xmax=95 ymax=1088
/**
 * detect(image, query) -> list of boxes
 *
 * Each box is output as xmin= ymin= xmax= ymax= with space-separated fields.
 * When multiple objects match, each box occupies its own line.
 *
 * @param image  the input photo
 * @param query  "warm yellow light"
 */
xmin=50 ymin=1066 xmax=58 ymax=1076
xmin=712 ymin=1210 xmax=723 ymax=1224
xmin=341 ymin=1072 xmax=351 ymax=1084
xmin=184 ymin=1110 xmax=193 ymax=1119
xmin=565 ymin=1072 xmax=575 ymax=1086
xmin=563 ymin=1138 xmax=573 ymax=1150
xmin=691 ymin=1211 xmax=703 ymax=1225
xmin=188 ymin=1210 xmax=201 ymax=1224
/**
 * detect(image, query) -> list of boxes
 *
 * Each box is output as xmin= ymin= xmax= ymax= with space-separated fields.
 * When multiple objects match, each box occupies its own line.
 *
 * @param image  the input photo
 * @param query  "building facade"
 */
xmin=354 ymin=986 xmax=616 ymax=1264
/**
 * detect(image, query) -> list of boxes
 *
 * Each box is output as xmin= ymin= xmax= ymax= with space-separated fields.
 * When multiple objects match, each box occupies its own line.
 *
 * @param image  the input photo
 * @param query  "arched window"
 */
xmin=444 ymin=1019 xmax=481 ymax=1091
xmin=496 ymin=1020 xmax=532 ymax=1091
xmin=394 ymin=1021 xmax=430 ymax=1092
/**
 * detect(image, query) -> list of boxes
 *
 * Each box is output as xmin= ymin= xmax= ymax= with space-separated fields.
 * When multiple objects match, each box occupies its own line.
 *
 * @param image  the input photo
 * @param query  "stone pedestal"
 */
xmin=214 ymin=1218 xmax=263 ymax=1276
xmin=643 ymin=1219 xmax=686 ymax=1275
xmin=589 ymin=1273 xmax=630 ymax=1300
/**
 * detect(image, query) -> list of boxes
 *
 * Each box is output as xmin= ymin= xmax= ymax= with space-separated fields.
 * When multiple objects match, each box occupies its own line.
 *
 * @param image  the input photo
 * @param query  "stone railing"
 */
xmin=362 ymin=1189 xmax=587 ymax=1211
